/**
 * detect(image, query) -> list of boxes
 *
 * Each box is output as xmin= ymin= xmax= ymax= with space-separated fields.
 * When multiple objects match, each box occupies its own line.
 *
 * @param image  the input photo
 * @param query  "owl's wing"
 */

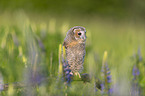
xmin=63 ymin=40 xmax=79 ymax=49
xmin=63 ymin=41 xmax=68 ymax=49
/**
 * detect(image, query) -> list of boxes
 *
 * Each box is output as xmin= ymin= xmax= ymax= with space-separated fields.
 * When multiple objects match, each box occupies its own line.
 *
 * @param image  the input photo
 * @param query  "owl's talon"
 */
xmin=78 ymin=73 xmax=81 ymax=78
xmin=75 ymin=72 xmax=81 ymax=78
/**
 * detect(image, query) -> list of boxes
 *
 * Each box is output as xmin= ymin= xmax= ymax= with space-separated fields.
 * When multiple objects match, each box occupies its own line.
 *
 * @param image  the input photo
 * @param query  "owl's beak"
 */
xmin=80 ymin=36 xmax=86 ymax=42
xmin=81 ymin=36 xmax=86 ymax=40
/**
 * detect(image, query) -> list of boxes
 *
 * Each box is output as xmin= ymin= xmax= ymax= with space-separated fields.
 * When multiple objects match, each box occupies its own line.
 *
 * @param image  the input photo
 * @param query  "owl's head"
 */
xmin=72 ymin=26 xmax=86 ymax=42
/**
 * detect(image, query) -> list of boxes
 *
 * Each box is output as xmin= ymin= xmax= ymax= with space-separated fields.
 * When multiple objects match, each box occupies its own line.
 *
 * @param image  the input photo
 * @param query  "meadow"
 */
xmin=0 ymin=11 xmax=145 ymax=96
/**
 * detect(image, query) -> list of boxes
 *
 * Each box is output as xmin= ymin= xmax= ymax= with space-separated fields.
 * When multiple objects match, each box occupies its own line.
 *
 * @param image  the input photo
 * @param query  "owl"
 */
xmin=63 ymin=26 xmax=86 ymax=78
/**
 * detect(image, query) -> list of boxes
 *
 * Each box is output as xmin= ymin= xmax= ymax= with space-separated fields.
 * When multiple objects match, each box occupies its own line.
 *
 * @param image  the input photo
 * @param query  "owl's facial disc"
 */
xmin=78 ymin=31 xmax=86 ymax=40
xmin=74 ymin=28 xmax=86 ymax=42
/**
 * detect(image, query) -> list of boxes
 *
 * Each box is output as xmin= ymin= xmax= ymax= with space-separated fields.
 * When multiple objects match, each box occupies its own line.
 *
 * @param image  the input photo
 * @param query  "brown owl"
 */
xmin=63 ymin=26 xmax=86 ymax=77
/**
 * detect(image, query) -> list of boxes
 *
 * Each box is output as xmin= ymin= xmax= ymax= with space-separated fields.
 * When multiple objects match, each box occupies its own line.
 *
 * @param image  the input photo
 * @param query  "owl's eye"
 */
xmin=78 ymin=33 xmax=81 ymax=36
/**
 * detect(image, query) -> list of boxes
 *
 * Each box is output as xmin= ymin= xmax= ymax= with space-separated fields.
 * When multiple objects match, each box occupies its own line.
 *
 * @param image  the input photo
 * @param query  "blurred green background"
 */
xmin=1 ymin=0 xmax=145 ymax=19
xmin=0 ymin=0 xmax=145 ymax=96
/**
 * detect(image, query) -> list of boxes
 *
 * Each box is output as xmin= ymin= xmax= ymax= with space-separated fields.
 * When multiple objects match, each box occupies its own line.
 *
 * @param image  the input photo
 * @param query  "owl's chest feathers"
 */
xmin=67 ymin=42 xmax=85 ymax=55
xmin=66 ymin=42 xmax=86 ymax=63
xmin=66 ymin=42 xmax=85 ymax=72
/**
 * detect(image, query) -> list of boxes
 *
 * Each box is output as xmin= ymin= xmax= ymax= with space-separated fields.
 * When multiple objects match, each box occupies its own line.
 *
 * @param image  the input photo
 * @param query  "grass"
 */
xmin=0 ymin=11 xmax=145 ymax=96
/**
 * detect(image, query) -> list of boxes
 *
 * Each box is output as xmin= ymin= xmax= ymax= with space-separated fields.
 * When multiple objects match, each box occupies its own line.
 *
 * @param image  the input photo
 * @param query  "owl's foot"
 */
xmin=75 ymin=72 xmax=81 ymax=78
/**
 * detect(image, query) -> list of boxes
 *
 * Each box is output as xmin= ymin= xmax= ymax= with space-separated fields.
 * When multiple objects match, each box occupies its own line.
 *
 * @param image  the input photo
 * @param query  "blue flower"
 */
xmin=107 ymin=75 xmax=112 ymax=83
xmin=100 ymin=83 xmax=105 ymax=91
xmin=108 ymin=88 xmax=113 ymax=94
xmin=62 ymin=60 xmax=73 ymax=85
xmin=101 ymin=51 xmax=113 ymax=95
xmin=132 ymin=65 xmax=140 ymax=77
xmin=0 ymin=84 xmax=4 ymax=91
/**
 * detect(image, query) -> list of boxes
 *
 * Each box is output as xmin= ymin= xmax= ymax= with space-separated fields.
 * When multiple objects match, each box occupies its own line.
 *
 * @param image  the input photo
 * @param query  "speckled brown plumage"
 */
xmin=63 ymin=26 xmax=86 ymax=74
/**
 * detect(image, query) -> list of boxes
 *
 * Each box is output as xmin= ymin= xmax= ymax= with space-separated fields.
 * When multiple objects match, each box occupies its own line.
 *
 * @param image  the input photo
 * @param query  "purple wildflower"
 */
xmin=62 ymin=60 xmax=73 ymax=85
xmin=132 ymin=65 xmax=140 ymax=77
xmin=65 ymin=71 xmax=70 ymax=75
xmin=108 ymin=88 xmax=113 ymax=94
xmin=107 ymin=75 xmax=112 ymax=83
xmin=131 ymin=65 xmax=140 ymax=95
xmin=101 ymin=83 xmax=105 ymax=91
xmin=63 ymin=67 xmax=71 ymax=72
xmin=95 ymin=88 xmax=98 ymax=92
xmin=0 ymin=74 xmax=4 ymax=91
xmin=101 ymin=57 xmax=113 ymax=95
xmin=0 ymin=84 xmax=4 ymax=91
xmin=107 ymin=71 xmax=111 ymax=75
xmin=131 ymin=47 xmax=143 ymax=96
